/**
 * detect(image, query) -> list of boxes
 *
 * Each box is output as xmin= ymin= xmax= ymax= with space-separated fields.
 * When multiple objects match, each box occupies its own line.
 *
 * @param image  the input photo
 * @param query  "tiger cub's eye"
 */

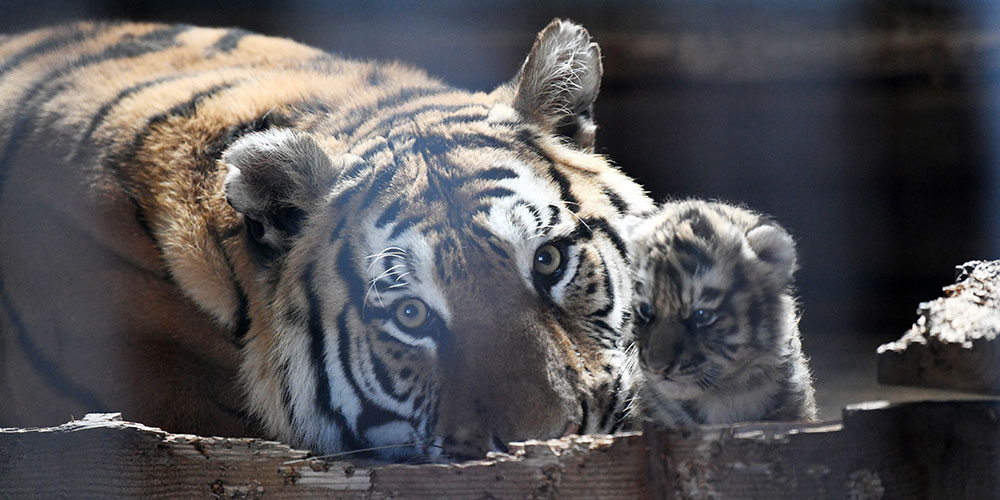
xmin=533 ymin=244 xmax=562 ymax=276
xmin=395 ymin=298 xmax=429 ymax=330
xmin=691 ymin=308 xmax=718 ymax=329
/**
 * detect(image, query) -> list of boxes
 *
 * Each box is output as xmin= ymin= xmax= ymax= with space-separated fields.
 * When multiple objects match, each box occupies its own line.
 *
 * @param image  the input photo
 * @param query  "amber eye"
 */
xmin=533 ymin=244 xmax=562 ymax=276
xmin=395 ymin=298 xmax=429 ymax=330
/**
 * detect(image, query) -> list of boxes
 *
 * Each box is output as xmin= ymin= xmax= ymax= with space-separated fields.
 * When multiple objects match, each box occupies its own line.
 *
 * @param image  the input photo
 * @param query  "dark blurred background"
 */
xmin=4 ymin=0 xmax=998 ymax=418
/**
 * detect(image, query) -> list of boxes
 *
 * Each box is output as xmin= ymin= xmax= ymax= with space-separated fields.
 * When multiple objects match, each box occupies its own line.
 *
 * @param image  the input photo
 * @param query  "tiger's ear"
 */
xmin=745 ymin=224 xmax=798 ymax=286
xmin=223 ymin=129 xmax=341 ymax=260
xmin=511 ymin=19 xmax=602 ymax=151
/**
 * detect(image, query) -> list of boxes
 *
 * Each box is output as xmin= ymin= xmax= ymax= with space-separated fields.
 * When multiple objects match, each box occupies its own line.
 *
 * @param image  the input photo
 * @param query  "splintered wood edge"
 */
xmin=2 ymin=401 xmax=1000 ymax=499
xmin=877 ymin=260 xmax=1000 ymax=395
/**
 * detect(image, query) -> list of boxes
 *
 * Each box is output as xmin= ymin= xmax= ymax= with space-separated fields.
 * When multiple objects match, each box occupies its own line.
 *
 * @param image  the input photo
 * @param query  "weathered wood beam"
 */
xmin=878 ymin=260 xmax=1000 ymax=395
xmin=2 ymin=401 xmax=998 ymax=498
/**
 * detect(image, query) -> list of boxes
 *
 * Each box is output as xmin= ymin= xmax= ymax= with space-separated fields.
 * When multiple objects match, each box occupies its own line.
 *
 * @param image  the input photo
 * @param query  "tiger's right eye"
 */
xmin=533 ymin=244 xmax=562 ymax=276
xmin=395 ymin=298 xmax=429 ymax=330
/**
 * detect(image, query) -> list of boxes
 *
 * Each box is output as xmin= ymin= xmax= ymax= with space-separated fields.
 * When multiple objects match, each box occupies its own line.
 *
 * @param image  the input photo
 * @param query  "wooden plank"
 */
xmin=878 ymin=260 xmax=1000 ymax=394
xmin=2 ymin=402 xmax=999 ymax=498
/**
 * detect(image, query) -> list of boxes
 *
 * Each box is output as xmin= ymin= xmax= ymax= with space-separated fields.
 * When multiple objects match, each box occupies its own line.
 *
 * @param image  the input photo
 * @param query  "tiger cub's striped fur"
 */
xmin=629 ymin=200 xmax=817 ymax=426
xmin=0 ymin=20 xmax=654 ymax=461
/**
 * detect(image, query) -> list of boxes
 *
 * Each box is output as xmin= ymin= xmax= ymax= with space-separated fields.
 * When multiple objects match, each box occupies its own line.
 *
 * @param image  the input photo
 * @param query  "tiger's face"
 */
xmin=221 ymin=20 xmax=652 ymax=461
xmin=630 ymin=201 xmax=798 ymax=401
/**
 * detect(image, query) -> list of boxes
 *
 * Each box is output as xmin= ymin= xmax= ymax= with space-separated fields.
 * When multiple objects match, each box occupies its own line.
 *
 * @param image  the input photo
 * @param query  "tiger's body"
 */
xmin=0 ymin=21 xmax=654 ymax=461
xmin=629 ymin=200 xmax=817 ymax=427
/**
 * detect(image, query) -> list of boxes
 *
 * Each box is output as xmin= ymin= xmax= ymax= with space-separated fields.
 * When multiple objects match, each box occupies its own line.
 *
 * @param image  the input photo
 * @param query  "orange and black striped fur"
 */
xmin=0 ymin=20 xmax=655 ymax=461
xmin=629 ymin=200 xmax=817 ymax=426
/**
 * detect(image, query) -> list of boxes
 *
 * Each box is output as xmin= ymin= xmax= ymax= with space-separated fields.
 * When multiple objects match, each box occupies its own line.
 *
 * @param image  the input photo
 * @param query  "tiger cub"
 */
xmin=629 ymin=200 xmax=817 ymax=426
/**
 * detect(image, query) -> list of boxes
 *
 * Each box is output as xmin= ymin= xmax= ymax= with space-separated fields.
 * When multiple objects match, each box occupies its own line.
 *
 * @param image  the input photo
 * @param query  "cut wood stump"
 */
xmin=2 ymin=401 xmax=999 ymax=499
xmin=878 ymin=260 xmax=1000 ymax=394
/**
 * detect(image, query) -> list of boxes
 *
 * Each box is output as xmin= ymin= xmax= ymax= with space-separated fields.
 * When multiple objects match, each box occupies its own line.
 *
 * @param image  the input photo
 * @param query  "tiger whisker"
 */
xmin=366 ymin=246 xmax=407 ymax=271
xmin=282 ymin=441 xmax=444 ymax=464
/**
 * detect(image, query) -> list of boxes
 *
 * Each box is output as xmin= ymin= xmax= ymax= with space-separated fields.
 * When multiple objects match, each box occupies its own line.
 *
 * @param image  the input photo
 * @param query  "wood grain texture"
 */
xmin=2 ymin=402 xmax=999 ymax=499
xmin=878 ymin=260 xmax=1000 ymax=394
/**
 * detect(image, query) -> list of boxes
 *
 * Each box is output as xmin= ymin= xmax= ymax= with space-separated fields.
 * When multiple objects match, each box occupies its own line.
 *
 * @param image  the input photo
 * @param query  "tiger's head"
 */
xmin=219 ymin=20 xmax=652 ymax=461
xmin=629 ymin=200 xmax=798 ymax=402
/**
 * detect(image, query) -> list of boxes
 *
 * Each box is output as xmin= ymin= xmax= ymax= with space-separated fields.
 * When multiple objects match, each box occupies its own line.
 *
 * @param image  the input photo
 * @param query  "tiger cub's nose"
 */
xmin=641 ymin=328 xmax=682 ymax=376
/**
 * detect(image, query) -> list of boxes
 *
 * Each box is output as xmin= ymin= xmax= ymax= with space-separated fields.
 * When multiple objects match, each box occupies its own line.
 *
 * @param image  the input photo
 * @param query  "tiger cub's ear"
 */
xmin=512 ymin=19 xmax=602 ymax=151
xmin=745 ymin=224 xmax=798 ymax=287
xmin=223 ymin=129 xmax=341 ymax=260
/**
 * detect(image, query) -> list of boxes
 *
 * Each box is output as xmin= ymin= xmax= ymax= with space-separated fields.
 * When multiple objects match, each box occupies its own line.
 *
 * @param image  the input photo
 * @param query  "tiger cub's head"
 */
xmin=219 ymin=20 xmax=653 ymax=461
xmin=629 ymin=200 xmax=798 ymax=400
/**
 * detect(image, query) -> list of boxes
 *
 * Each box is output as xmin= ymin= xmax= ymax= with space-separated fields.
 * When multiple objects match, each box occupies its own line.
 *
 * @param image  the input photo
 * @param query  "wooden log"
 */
xmin=2 ymin=401 xmax=999 ymax=498
xmin=878 ymin=260 xmax=1000 ymax=394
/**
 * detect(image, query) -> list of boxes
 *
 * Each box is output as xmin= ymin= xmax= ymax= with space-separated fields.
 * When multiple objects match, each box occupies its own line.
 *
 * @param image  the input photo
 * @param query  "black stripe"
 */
xmin=99 ymin=83 xmax=235 ymax=255
xmin=476 ymin=167 xmax=519 ymax=182
xmin=470 ymin=223 xmax=492 ymax=240
xmin=341 ymin=155 xmax=372 ymax=180
xmin=375 ymin=199 xmax=404 ymax=228
xmin=589 ymin=319 xmax=616 ymax=338
xmin=475 ymin=187 xmax=515 ymax=201
xmin=150 ymin=82 xmax=234 ymax=125
xmin=486 ymin=240 xmax=510 ymax=260
xmin=0 ymin=278 xmax=107 ymax=411
xmin=602 ymin=187 xmax=630 ymax=214
xmin=547 ymin=204 xmax=561 ymax=230
xmin=599 ymin=375 xmax=622 ymax=431
xmin=581 ymin=217 xmax=629 ymax=265
xmin=515 ymin=129 xmax=555 ymax=165
xmin=336 ymin=243 xmax=369 ymax=313
xmin=334 ymin=86 xmax=452 ymax=137
xmin=278 ymin=358 xmax=296 ymax=427
xmin=71 ymin=73 xmax=189 ymax=164
xmin=304 ymin=262 xmax=363 ymax=450
xmin=358 ymin=165 xmax=398 ymax=211
xmin=341 ymin=313 xmax=412 ymax=435
xmin=663 ymin=261 xmax=685 ymax=299
xmin=1 ymin=25 xmax=192 ymax=202
xmin=437 ymin=111 xmax=490 ymax=126
xmin=213 ymin=28 xmax=250 ymax=53
xmin=701 ymin=287 xmax=723 ymax=302
xmin=389 ymin=215 xmax=423 ymax=239
xmin=589 ymin=257 xmax=616 ymax=318
xmin=682 ymin=209 xmax=717 ymax=243
xmin=672 ymin=234 xmax=714 ymax=271
xmin=369 ymin=340 xmax=404 ymax=398
xmin=468 ymin=204 xmax=492 ymax=219
xmin=0 ymin=24 xmax=102 ymax=79
xmin=213 ymin=229 xmax=251 ymax=347
xmin=548 ymin=165 xmax=580 ymax=213
xmin=349 ymin=102 xmax=486 ymax=139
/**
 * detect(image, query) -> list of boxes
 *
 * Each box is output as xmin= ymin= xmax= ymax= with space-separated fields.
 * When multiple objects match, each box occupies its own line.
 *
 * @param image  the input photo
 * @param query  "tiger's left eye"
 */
xmin=395 ymin=298 xmax=429 ymax=330
xmin=691 ymin=308 xmax=718 ymax=329
xmin=533 ymin=244 xmax=562 ymax=276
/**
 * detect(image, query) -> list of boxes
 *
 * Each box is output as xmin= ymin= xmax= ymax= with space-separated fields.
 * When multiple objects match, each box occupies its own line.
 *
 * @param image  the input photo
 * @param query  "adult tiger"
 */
xmin=0 ymin=20 xmax=654 ymax=461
